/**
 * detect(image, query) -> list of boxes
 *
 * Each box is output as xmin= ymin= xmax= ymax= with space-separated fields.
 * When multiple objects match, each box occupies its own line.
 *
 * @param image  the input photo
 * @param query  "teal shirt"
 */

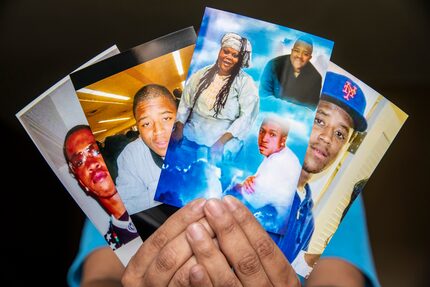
xmin=319 ymin=195 xmax=380 ymax=287
xmin=68 ymin=195 xmax=380 ymax=287
xmin=67 ymin=219 xmax=107 ymax=287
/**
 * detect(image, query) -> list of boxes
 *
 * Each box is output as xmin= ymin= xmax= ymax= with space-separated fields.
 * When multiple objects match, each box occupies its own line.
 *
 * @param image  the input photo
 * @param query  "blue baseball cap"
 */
xmin=321 ymin=71 xmax=367 ymax=132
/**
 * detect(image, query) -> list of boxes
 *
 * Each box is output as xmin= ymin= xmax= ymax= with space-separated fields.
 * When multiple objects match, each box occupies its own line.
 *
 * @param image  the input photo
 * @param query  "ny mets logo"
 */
xmin=342 ymin=81 xmax=357 ymax=100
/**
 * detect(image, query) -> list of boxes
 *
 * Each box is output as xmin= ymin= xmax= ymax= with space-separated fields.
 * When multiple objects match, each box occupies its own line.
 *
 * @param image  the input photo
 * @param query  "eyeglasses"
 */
xmin=70 ymin=143 xmax=101 ymax=169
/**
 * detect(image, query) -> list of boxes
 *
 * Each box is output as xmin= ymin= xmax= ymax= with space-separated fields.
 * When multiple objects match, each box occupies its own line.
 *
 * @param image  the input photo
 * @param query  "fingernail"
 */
xmin=190 ymin=265 xmax=204 ymax=281
xmin=205 ymin=199 xmax=224 ymax=218
xmin=223 ymin=195 xmax=239 ymax=212
xmin=190 ymin=198 xmax=206 ymax=212
xmin=187 ymin=223 xmax=205 ymax=241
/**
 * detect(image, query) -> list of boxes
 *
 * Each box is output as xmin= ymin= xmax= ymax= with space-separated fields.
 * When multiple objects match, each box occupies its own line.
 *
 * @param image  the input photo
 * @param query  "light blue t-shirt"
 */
xmin=67 ymin=195 xmax=380 ymax=287
xmin=315 ymin=195 xmax=380 ymax=287
xmin=68 ymin=218 xmax=107 ymax=287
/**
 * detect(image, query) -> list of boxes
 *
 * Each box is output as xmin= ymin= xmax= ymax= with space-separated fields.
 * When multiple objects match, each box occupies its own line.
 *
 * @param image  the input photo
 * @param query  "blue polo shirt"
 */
xmin=67 ymin=194 xmax=380 ymax=287
xmin=271 ymin=184 xmax=314 ymax=263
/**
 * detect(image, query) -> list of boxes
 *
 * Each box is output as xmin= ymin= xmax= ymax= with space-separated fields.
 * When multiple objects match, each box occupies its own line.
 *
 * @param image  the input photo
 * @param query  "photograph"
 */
xmin=70 ymin=28 xmax=196 ymax=232
xmin=155 ymin=7 xmax=334 ymax=235
xmin=5 ymin=1 xmax=426 ymax=286
xmin=16 ymin=46 xmax=142 ymax=266
xmin=286 ymin=62 xmax=408 ymax=277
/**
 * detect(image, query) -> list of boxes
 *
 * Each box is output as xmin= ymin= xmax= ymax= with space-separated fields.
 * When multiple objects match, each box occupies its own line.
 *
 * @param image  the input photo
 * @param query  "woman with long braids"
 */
xmin=172 ymin=32 xmax=259 ymax=163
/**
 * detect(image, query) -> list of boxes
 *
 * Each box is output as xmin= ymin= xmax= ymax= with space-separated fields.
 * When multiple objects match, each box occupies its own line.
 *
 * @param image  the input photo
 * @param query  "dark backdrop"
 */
xmin=1 ymin=1 xmax=428 ymax=286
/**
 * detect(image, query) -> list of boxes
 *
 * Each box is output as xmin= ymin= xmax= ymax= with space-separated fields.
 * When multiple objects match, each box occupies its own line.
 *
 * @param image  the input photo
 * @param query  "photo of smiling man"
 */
xmin=259 ymin=35 xmax=322 ymax=108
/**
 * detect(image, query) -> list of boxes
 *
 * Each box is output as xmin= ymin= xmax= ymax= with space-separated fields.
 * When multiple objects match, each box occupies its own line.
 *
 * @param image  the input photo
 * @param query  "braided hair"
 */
xmin=192 ymin=38 xmax=248 ymax=118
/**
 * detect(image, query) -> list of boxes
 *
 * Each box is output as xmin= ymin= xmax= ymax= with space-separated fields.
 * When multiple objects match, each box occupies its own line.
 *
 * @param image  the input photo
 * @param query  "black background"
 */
xmin=1 ymin=1 xmax=428 ymax=286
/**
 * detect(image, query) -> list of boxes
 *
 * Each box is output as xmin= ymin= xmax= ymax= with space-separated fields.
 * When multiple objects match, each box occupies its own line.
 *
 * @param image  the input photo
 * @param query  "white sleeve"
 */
xmin=115 ymin=143 xmax=150 ymax=215
xmin=255 ymin=148 xmax=301 ymax=208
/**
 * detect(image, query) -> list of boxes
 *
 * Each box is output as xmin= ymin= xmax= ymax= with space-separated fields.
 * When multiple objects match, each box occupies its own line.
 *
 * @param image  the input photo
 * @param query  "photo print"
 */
xmin=16 ymin=46 xmax=143 ymax=266
xmin=285 ymin=62 xmax=408 ymax=277
xmin=154 ymin=8 xmax=334 ymax=235
xmin=70 ymin=27 xmax=197 ymax=239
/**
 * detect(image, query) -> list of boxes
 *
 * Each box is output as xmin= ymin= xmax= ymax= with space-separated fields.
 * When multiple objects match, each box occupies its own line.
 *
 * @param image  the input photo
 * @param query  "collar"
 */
xmin=150 ymin=148 xmax=164 ymax=169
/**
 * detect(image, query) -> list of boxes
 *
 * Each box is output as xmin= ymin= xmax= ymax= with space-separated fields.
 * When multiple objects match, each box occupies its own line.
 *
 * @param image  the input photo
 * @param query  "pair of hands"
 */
xmin=122 ymin=196 xmax=300 ymax=287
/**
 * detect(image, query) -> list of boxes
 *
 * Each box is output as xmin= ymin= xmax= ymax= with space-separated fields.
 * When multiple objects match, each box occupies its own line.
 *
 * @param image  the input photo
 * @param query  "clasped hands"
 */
xmin=122 ymin=196 xmax=300 ymax=287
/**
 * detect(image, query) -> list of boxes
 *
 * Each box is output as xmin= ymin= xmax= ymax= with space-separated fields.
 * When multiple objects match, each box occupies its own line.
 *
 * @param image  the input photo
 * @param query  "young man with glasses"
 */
xmin=64 ymin=125 xmax=139 ymax=250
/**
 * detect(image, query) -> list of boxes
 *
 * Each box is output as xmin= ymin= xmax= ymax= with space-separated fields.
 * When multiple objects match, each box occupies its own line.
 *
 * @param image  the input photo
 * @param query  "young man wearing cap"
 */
xmin=259 ymin=35 xmax=322 ymax=108
xmin=273 ymin=70 xmax=369 ymax=274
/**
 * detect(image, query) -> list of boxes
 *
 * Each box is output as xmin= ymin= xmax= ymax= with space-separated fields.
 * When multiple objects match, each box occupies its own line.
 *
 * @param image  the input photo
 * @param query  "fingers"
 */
xmin=143 ymin=218 xmax=215 ymax=286
xmin=244 ymin=185 xmax=255 ymax=194
xmin=243 ymin=177 xmax=255 ymax=194
xmin=169 ymin=232 xmax=218 ymax=287
xmin=122 ymin=198 xmax=206 ymax=287
xmin=186 ymin=222 xmax=242 ymax=287
xmin=142 ymin=232 xmax=193 ymax=286
xmin=243 ymin=180 xmax=251 ymax=193
xmin=168 ymin=256 xmax=198 ymax=287
xmin=168 ymin=258 xmax=215 ymax=287
xmin=172 ymin=130 xmax=183 ymax=144
xmin=203 ymin=199 xmax=272 ymax=286
xmin=223 ymin=196 xmax=301 ymax=287
xmin=189 ymin=264 xmax=214 ymax=287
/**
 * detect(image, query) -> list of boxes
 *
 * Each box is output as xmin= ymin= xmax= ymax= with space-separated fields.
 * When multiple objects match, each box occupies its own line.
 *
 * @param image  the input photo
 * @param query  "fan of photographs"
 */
xmin=16 ymin=7 xmax=407 ymax=278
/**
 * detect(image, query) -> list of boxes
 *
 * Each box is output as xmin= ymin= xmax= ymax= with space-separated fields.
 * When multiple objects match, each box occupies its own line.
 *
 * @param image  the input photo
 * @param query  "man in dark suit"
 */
xmin=259 ymin=35 xmax=322 ymax=108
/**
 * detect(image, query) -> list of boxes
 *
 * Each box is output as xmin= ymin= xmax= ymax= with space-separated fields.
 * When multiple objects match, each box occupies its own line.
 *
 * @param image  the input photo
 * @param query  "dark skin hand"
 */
xmin=82 ymin=197 xmax=366 ymax=287
xmin=122 ymin=197 xmax=300 ymax=287
xmin=82 ymin=196 xmax=365 ymax=287
xmin=171 ymin=122 xmax=184 ymax=144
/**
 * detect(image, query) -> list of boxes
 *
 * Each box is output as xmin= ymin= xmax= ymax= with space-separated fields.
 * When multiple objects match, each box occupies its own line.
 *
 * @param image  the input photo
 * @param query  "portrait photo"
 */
xmin=155 ymin=8 xmax=334 ymax=235
xmin=17 ymin=46 xmax=143 ymax=266
xmin=288 ymin=62 xmax=408 ymax=277
xmin=69 ymin=28 xmax=196 ymax=236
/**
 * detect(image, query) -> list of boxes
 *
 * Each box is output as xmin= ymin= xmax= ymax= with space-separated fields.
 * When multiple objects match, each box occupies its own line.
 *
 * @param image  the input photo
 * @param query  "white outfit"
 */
xmin=116 ymin=137 xmax=161 ymax=215
xmin=242 ymin=146 xmax=301 ymax=220
xmin=176 ymin=66 xmax=259 ymax=147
